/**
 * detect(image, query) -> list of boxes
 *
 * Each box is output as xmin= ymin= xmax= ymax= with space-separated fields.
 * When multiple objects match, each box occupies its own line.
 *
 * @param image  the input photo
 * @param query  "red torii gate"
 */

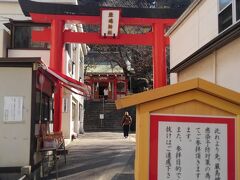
xmin=19 ymin=0 xmax=177 ymax=132
xmin=31 ymin=14 xmax=174 ymax=87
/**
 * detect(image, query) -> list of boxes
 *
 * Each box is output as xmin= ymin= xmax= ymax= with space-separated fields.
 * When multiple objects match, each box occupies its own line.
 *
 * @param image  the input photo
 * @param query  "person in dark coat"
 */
xmin=121 ymin=111 xmax=132 ymax=138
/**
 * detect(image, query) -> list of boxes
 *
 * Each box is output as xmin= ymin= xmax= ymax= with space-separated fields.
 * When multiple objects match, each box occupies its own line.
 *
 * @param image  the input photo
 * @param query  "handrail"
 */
xmin=18 ymin=175 xmax=27 ymax=180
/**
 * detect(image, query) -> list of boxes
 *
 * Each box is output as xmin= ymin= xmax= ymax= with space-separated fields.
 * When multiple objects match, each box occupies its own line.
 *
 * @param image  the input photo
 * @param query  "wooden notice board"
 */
xmin=150 ymin=114 xmax=235 ymax=180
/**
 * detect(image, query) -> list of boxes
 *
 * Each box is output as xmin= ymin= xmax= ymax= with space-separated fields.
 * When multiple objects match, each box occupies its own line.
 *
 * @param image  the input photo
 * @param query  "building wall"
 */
xmin=178 ymin=53 xmax=216 ymax=83
xmin=0 ymin=1 xmax=20 ymax=11
xmin=215 ymin=37 xmax=240 ymax=91
xmin=78 ymin=43 xmax=85 ymax=134
xmin=178 ymin=37 xmax=240 ymax=92
xmin=0 ymin=30 xmax=10 ymax=57
xmin=0 ymin=1 xmax=27 ymax=21
xmin=170 ymin=0 xmax=218 ymax=69
xmin=0 ymin=67 xmax=32 ymax=167
xmin=63 ymin=44 xmax=84 ymax=139
xmin=8 ymin=49 xmax=50 ymax=66
xmin=63 ymin=25 xmax=87 ymax=137
xmin=62 ymin=92 xmax=72 ymax=140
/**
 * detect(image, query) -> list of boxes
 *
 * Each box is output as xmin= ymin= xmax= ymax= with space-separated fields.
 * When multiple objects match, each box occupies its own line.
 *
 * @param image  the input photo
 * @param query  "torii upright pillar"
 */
xmin=153 ymin=22 xmax=167 ymax=88
xmin=50 ymin=20 xmax=64 ymax=132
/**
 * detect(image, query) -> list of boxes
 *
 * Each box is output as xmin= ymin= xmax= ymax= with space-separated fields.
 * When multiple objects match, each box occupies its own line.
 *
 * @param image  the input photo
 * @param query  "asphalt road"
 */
xmin=47 ymin=132 xmax=135 ymax=180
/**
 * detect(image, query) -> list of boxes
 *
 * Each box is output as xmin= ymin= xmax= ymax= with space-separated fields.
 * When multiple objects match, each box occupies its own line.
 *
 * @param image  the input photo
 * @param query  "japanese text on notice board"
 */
xmin=3 ymin=96 xmax=23 ymax=122
xmin=158 ymin=122 xmax=227 ymax=180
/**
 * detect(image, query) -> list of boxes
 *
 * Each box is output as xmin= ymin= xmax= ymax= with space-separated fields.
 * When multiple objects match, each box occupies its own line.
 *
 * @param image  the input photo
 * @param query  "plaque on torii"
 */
xmin=101 ymin=9 xmax=121 ymax=38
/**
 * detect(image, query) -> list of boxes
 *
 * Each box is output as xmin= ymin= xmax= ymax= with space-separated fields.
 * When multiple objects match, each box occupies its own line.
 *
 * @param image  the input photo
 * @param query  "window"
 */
xmin=219 ymin=0 xmax=232 ymax=10
xmin=236 ymin=0 xmax=240 ymax=20
xmin=12 ymin=22 xmax=50 ymax=49
xmin=218 ymin=4 xmax=233 ymax=32
xmin=218 ymin=0 xmax=240 ymax=32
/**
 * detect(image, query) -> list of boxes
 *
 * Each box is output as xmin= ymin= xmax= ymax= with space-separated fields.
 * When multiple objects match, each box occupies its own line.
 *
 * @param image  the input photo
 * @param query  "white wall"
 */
xmin=0 ymin=67 xmax=32 ymax=167
xmin=178 ymin=53 xmax=216 ymax=83
xmin=216 ymin=37 xmax=240 ymax=91
xmin=170 ymin=0 xmax=218 ymax=69
xmin=62 ymin=92 xmax=72 ymax=139
xmin=0 ymin=1 xmax=29 ymax=21
xmin=0 ymin=30 xmax=10 ymax=57
xmin=8 ymin=49 xmax=50 ymax=66
xmin=62 ymin=90 xmax=82 ymax=140
xmin=62 ymin=24 xmax=87 ymax=138
xmin=178 ymin=37 xmax=240 ymax=93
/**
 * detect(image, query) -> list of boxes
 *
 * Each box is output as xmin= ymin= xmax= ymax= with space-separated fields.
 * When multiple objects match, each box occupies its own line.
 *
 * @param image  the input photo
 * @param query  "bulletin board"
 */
xmin=149 ymin=114 xmax=235 ymax=180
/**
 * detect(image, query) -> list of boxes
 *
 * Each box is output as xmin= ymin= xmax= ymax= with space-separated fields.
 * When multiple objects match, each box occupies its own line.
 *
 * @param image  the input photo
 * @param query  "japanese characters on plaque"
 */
xmin=3 ymin=96 xmax=24 ymax=122
xmin=158 ymin=122 xmax=227 ymax=180
xmin=101 ymin=9 xmax=120 ymax=37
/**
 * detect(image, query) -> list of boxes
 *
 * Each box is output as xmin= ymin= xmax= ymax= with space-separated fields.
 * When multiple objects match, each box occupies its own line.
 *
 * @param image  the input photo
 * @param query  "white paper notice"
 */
xmin=158 ymin=122 xmax=227 ymax=180
xmin=3 ymin=96 xmax=23 ymax=122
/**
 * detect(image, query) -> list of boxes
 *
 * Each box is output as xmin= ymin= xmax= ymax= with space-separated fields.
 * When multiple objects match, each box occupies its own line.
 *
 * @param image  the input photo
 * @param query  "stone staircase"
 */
xmin=84 ymin=100 xmax=136 ymax=132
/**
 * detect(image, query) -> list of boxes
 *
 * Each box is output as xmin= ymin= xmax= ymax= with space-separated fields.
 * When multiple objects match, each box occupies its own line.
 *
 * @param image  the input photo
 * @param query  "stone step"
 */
xmin=84 ymin=101 xmax=135 ymax=132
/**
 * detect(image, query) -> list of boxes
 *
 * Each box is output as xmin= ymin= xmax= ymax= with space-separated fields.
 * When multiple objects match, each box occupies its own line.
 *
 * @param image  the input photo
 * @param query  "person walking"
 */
xmin=121 ymin=111 xmax=132 ymax=138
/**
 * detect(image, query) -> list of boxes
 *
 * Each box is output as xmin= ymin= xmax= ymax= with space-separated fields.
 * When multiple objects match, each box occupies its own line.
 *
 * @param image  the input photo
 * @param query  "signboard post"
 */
xmin=150 ymin=114 xmax=235 ymax=180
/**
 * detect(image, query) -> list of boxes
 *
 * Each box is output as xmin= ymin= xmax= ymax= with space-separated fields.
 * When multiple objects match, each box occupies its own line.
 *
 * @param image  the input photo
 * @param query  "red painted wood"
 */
xmin=152 ymin=23 xmax=166 ymax=88
xmin=30 ymin=13 xmax=176 ymax=26
xmin=32 ymin=28 xmax=51 ymax=42
xmin=50 ymin=20 xmax=64 ymax=132
xmin=65 ymin=31 xmax=154 ymax=45
xmin=164 ymin=37 xmax=170 ymax=45
xmin=32 ymin=30 xmax=154 ymax=45
xmin=150 ymin=115 xmax=235 ymax=180
xmin=228 ymin=117 xmax=235 ymax=180
xmin=149 ymin=115 xmax=159 ymax=180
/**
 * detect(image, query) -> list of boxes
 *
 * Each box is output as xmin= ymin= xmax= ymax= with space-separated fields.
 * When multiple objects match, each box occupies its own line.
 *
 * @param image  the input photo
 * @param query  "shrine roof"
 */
xmin=85 ymin=64 xmax=123 ymax=74
xmin=84 ymin=52 xmax=124 ymax=74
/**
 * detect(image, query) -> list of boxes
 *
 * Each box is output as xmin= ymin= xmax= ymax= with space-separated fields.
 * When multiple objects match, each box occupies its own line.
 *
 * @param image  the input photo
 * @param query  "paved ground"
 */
xmin=47 ymin=132 xmax=135 ymax=180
